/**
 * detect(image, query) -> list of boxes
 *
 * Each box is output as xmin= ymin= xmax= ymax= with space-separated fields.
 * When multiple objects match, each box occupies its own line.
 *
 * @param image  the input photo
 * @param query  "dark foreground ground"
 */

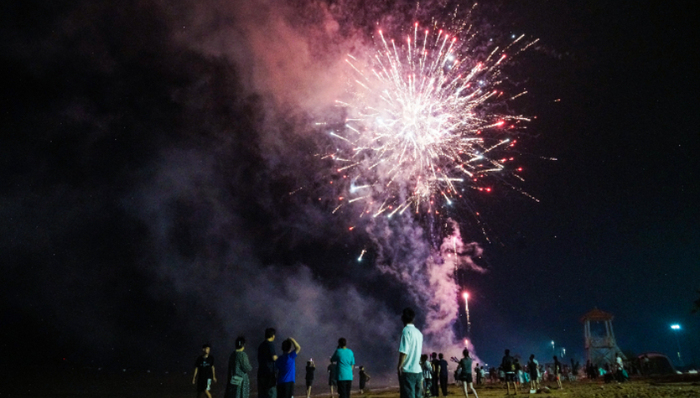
xmin=1 ymin=373 xmax=699 ymax=398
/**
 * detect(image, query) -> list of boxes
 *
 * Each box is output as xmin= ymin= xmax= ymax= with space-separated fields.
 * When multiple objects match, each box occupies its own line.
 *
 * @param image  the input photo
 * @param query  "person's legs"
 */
xmin=461 ymin=381 xmax=469 ymax=398
xmin=399 ymin=373 xmax=410 ymax=398
xmin=330 ymin=382 xmax=335 ymax=398
xmin=197 ymin=378 xmax=212 ymax=398
xmin=338 ymin=380 xmax=350 ymax=398
xmin=440 ymin=376 xmax=448 ymax=396
xmin=259 ymin=378 xmax=267 ymax=398
xmin=468 ymin=382 xmax=478 ymax=398
xmin=307 ymin=384 xmax=312 ymax=398
xmin=412 ymin=373 xmax=424 ymax=398
xmin=278 ymin=382 xmax=294 ymax=398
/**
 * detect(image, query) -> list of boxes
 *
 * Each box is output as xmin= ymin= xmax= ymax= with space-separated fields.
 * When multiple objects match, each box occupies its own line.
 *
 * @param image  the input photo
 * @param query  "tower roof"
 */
xmin=580 ymin=307 xmax=614 ymax=322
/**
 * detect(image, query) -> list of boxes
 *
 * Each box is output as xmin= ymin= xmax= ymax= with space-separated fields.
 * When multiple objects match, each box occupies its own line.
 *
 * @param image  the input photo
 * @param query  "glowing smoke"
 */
xmin=368 ymin=216 xmax=485 ymax=362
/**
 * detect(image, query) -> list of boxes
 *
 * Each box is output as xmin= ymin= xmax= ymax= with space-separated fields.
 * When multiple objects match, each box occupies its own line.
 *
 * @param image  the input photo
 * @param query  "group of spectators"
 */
xmin=396 ymin=308 xmax=480 ymax=398
xmin=189 ymin=307 xmax=485 ymax=398
xmin=584 ymin=354 xmax=629 ymax=383
xmin=192 ymin=308 xmax=609 ymax=398
xmin=189 ymin=327 xmax=370 ymax=398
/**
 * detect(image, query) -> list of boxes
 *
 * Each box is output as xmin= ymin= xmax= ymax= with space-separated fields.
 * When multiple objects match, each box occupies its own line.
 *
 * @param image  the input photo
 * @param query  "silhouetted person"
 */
xmin=193 ymin=344 xmax=217 ymax=398
xmin=501 ymin=349 xmax=516 ymax=395
xmin=430 ymin=353 xmax=440 ymax=397
xmin=527 ymin=355 xmax=539 ymax=391
xmin=328 ymin=357 xmax=338 ymax=397
xmin=258 ymin=328 xmax=278 ymax=398
xmin=438 ymin=353 xmax=448 ymax=396
xmin=306 ymin=359 xmax=316 ymax=398
xmin=359 ymin=365 xmax=371 ymax=394
xmin=552 ymin=356 xmax=562 ymax=389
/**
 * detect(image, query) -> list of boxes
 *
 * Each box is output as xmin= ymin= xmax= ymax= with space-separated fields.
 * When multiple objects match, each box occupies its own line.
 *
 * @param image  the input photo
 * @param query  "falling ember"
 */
xmin=329 ymin=22 xmax=536 ymax=215
xmin=358 ymin=249 xmax=366 ymax=262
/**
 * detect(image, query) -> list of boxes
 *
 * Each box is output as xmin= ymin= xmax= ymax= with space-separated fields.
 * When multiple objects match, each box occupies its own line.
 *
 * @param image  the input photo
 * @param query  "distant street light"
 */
xmin=670 ymin=324 xmax=683 ymax=366
xmin=551 ymin=340 xmax=555 ymax=356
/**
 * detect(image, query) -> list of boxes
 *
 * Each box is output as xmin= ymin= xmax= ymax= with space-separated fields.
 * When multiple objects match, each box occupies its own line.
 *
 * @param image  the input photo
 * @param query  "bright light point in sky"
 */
xmin=671 ymin=324 xmax=681 ymax=330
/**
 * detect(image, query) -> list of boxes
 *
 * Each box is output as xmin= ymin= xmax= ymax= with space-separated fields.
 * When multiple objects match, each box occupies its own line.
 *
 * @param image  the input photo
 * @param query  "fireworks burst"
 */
xmin=324 ymin=21 xmax=538 ymax=218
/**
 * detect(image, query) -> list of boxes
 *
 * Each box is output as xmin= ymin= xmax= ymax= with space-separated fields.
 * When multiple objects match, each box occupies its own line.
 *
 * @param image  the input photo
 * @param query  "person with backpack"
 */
xmin=500 ymin=349 xmax=516 ymax=395
xmin=455 ymin=349 xmax=478 ymax=398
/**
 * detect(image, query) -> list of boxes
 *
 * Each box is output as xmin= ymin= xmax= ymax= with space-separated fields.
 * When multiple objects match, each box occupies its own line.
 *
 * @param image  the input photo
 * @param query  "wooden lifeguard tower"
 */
xmin=581 ymin=308 xmax=625 ymax=366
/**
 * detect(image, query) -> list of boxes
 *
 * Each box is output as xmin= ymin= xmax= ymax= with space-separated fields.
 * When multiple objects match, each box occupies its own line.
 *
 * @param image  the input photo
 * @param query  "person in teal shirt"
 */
xmin=331 ymin=338 xmax=355 ymax=398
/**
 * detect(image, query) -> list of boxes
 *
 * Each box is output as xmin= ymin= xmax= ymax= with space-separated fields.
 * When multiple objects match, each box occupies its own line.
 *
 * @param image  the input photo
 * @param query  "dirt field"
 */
xmin=2 ymin=374 xmax=699 ymax=398
xmin=366 ymin=378 xmax=700 ymax=398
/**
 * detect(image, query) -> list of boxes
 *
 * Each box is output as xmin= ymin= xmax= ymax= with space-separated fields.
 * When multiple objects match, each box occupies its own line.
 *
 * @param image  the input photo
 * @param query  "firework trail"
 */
xmin=325 ymin=21 xmax=538 ymax=218
xmin=462 ymin=291 xmax=471 ymax=333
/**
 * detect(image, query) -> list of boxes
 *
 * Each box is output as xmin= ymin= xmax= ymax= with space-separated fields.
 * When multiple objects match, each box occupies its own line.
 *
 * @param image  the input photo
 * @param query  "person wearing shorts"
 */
xmin=306 ymin=359 xmax=316 ymax=398
xmin=527 ymin=355 xmax=539 ymax=391
xmin=359 ymin=366 xmax=371 ymax=394
xmin=328 ymin=358 xmax=338 ymax=397
xmin=456 ymin=349 xmax=478 ymax=398
xmin=552 ymin=356 xmax=562 ymax=389
xmin=193 ymin=344 xmax=217 ymax=398
xmin=501 ymin=349 xmax=516 ymax=395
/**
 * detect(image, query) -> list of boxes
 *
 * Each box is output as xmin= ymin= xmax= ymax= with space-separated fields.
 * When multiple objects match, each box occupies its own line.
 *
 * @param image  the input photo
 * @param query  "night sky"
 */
xmin=1 ymin=0 xmax=699 ymax=377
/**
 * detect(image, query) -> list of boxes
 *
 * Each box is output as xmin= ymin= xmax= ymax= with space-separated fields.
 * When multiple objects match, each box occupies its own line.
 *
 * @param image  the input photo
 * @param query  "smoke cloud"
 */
xmin=1 ymin=0 xmax=491 ymax=378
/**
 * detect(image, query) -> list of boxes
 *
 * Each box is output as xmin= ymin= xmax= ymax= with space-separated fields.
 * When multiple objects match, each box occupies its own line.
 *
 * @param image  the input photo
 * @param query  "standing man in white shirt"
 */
xmin=397 ymin=308 xmax=424 ymax=398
